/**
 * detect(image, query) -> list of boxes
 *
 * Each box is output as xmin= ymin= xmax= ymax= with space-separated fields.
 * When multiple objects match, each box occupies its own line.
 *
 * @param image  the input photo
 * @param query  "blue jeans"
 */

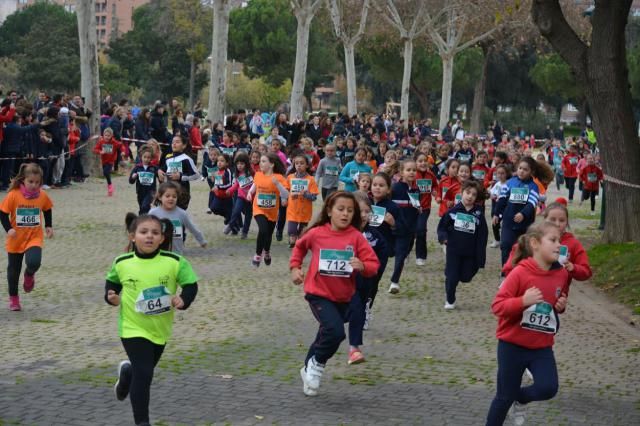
xmin=415 ymin=209 xmax=431 ymax=260
xmin=486 ymin=340 xmax=558 ymax=426
xmin=305 ymin=294 xmax=349 ymax=365
xmin=229 ymin=196 xmax=252 ymax=234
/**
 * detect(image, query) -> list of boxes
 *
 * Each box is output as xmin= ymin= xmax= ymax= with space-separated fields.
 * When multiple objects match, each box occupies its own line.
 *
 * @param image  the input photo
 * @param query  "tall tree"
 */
xmin=290 ymin=0 xmax=324 ymax=119
xmin=373 ymin=0 xmax=429 ymax=122
xmin=76 ymin=0 xmax=101 ymax=175
xmin=208 ymin=0 xmax=233 ymax=122
xmin=327 ymin=0 xmax=370 ymax=116
xmin=533 ymin=0 xmax=640 ymax=242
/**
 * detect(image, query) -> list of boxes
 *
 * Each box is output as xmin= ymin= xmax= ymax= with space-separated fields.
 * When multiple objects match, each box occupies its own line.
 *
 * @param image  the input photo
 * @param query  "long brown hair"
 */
xmin=10 ymin=163 xmax=44 ymax=191
xmin=511 ymin=222 xmax=560 ymax=266
xmin=306 ymin=191 xmax=361 ymax=233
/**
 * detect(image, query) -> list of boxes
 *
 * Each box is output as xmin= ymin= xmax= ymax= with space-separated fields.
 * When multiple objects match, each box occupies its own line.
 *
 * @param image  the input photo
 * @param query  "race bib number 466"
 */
xmin=16 ymin=208 xmax=40 ymax=227
xmin=319 ymin=249 xmax=353 ymax=277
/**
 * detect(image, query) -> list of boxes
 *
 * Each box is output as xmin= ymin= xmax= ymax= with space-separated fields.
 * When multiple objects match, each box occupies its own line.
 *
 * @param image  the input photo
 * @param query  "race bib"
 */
xmin=167 ymin=161 xmax=182 ymax=174
xmin=472 ymin=170 xmax=486 ymax=180
xmin=455 ymin=193 xmax=462 ymax=204
xmin=138 ymin=171 xmax=154 ymax=186
xmin=135 ymin=285 xmax=172 ymax=315
xmin=417 ymin=179 xmax=432 ymax=194
xmin=442 ymin=187 xmax=449 ymax=197
xmin=222 ymin=147 xmax=236 ymax=156
xmin=257 ymin=193 xmax=277 ymax=208
xmin=214 ymin=175 xmax=223 ymax=186
xmin=349 ymin=169 xmax=359 ymax=178
xmin=454 ymin=212 xmax=476 ymax=233
xmin=587 ymin=173 xmax=597 ymax=183
xmin=102 ymin=144 xmax=113 ymax=154
xmin=369 ymin=205 xmax=386 ymax=227
xmin=206 ymin=166 xmax=218 ymax=177
xmin=558 ymin=245 xmax=569 ymax=265
xmin=493 ymin=172 xmax=498 ymax=182
xmin=569 ymin=157 xmax=578 ymax=165
xmin=16 ymin=208 xmax=40 ymax=227
xmin=520 ymin=302 xmax=557 ymax=334
xmin=291 ymin=179 xmax=309 ymax=194
xmin=237 ymin=175 xmax=250 ymax=187
xmin=509 ymin=187 xmax=529 ymax=204
xmin=318 ymin=249 xmax=353 ymax=277
xmin=409 ymin=192 xmax=421 ymax=209
xmin=171 ymin=219 xmax=183 ymax=238
xmin=458 ymin=153 xmax=471 ymax=162
xmin=325 ymin=166 xmax=339 ymax=176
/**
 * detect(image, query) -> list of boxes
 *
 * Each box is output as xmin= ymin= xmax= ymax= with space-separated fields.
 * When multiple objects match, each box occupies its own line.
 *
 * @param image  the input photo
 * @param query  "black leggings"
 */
xmin=582 ymin=189 xmax=598 ymax=211
xmin=565 ymin=177 xmax=576 ymax=201
xmin=254 ymin=214 xmax=276 ymax=256
xmin=121 ymin=337 xmax=165 ymax=425
xmin=103 ymin=164 xmax=113 ymax=185
xmin=7 ymin=247 xmax=42 ymax=297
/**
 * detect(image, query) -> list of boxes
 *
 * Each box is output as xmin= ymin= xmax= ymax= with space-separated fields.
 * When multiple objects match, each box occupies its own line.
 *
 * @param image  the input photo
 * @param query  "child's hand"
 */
xmin=132 ymin=173 xmax=138 ymax=179
xmin=45 ymin=227 xmax=54 ymax=239
xmin=246 ymin=193 xmax=253 ymax=202
xmin=555 ymin=293 xmax=568 ymax=312
xmin=107 ymin=290 xmax=121 ymax=306
xmin=350 ymin=257 xmax=364 ymax=272
xmin=384 ymin=213 xmax=395 ymax=227
xmin=291 ymin=267 xmax=304 ymax=285
xmin=564 ymin=261 xmax=574 ymax=272
xmin=492 ymin=216 xmax=500 ymax=226
xmin=271 ymin=176 xmax=278 ymax=185
xmin=7 ymin=229 xmax=16 ymax=238
xmin=522 ymin=287 xmax=544 ymax=307
xmin=170 ymin=172 xmax=181 ymax=181
xmin=446 ymin=200 xmax=453 ymax=208
xmin=514 ymin=212 xmax=524 ymax=223
xmin=441 ymin=240 xmax=447 ymax=245
xmin=171 ymin=295 xmax=184 ymax=309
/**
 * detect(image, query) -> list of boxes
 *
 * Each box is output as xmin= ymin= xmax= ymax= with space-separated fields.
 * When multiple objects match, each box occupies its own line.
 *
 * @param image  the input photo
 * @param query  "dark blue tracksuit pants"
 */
xmin=391 ymin=234 xmax=415 ymax=283
xmin=228 ymin=196 xmax=252 ymax=234
xmin=305 ymin=294 xmax=349 ymax=365
xmin=486 ymin=340 xmax=558 ymax=426
xmin=500 ymin=225 xmax=526 ymax=268
xmin=276 ymin=204 xmax=287 ymax=235
xmin=348 ymin=276 xmax=371 ymax=347
xmin=415 ymin=209 xmax=431 ymax=260
xmin=444 ymin=250 xmax=478 ymax=304
xmin=137 ymin=189 xmax=154 ymax=214
xmin=211 ymin=196 xmax=233 ymax=225
xmin=369 ymin=255 xmax=388 ymax=308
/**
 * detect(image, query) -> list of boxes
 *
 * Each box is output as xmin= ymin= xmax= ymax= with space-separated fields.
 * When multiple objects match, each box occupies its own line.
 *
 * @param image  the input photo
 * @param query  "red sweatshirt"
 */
xmin=289 ymin=223 xmax=380 ymax=303
xmin=579 ymin=164 xmax=603 ymax=192
xmin=472 ymin=164 xmax=491 ymax=188
xmin=0 ymin=106 xmax=16 ymax=143
xmin=68 ymin=127 xmax=80 ymax=156
xmin=492 ymin=257 xmax=570 ymax=349
xmin=502 ymin=231 xmax=591 ymax=288
xmin=437 ymin=176 xmax=460 ymax=217
xmin=416 ymin=169 xmax=439 ymax=210
xmin=93 ymin=137 xmax=126 ymax=165
xmin=562 ymin=153 xmax=580 ymax=178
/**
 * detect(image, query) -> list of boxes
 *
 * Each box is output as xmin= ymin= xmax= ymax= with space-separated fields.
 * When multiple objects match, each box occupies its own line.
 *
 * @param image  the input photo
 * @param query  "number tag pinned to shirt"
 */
xmin=417 ymin=179 xmax=432 ymax=194
xmin=257 ymin=193 xmax=277 ymax=208
xmin=214 ymin=175 xmax=223 ymax=186
xmin=520 ymin=302 xmax=557 ymax=334
xmin=454 ymin=212 xmax=476 ymax=233
xmin=587 ymin=173 xmax=597 ymax=182
xmin=558 ymin=245 xmax=569 ymax=265
xmin=569 ymin=157 xmax=578 ymax=165
xmin=318 ymin=249 xmax=353 ymax=277
xmin=325 ymin=166 xmax=339 ymax=176
xmin=167 ymin=161 xmax=182 ymax=174
xmin=408 ymin=192 xmax=421 ymax=209
xmin=472 ymin=170 xmax=486 ymax=180
xmin=171 ymin=219 xmax=183 ymax=238
xmin=509 ymin=187 xmax=529 ymax=204
xmin=16 ymin=208 xmax=40 ymax=227
xmin=138 ymin=172 xmax=154 ymax=186
xmin=455 ymin=193 xmax=462 ymax=204
xmin=135 ymin=285 xmax=172 ymax=315
xmin=369 ymin=205 xmax=386 ymax=227
xmin=291 ymin=179 xmax=308 ymax=194
xmin=102 ymin=144 xmax=113 ymax=154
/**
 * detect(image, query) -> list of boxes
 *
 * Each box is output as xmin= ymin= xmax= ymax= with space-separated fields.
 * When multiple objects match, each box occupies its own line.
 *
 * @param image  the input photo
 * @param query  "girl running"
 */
xmin=489 ymin=165 xmax=511 ymax=248
xmin=579 ymin=154 xmax=603 ymax=215
xmin=93 ymin=127 xmax=127 ymax=196
xmin=148 ymin=182 xmax=207 ymax=255
xmin=106 ymin=213 xmax=198 ymax=426
xmin=228 ymin=153 xmax=254 ymax=239
xmin=485 ymin=222 xmax=569 ymax=426
xmin=1 ymin=164 xmax=53 ymax=311
xmin=414 ymin=152 xmax=439 ymax=265
xmin=129 ymin=146 xmax=158 ymax=214
xmin=210 ymin=155 xmax=234 ymax=234
xmin=356 ymin=172 xmax=372 ymax=195
xmin=339 ymin=148 xmax=372 ymax=192
xmin=561 ymin=144 xmax=580 ymax=203
xmin=437 ymin=159 xmax=460 ymax=217
xmin=290 ymin=191 xmax=379 ymax=396
xmin=286 ymin=154 xmax=319 ymax=248
xmin=315 ymin=143 xmax=342 ymax=200
xmin=437 ymin=180 xmax=488 ymax=309
xmin=246 ymin=153 xmax=289 ymax=267
xmin=202 ymin=146 xmax=220 ymax=214
xmin=159 ymin=135 xmax=200 ymax=210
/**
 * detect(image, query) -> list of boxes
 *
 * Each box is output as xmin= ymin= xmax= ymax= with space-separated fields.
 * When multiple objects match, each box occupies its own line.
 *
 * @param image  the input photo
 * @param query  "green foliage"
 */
xmin=485 ymin=106 xmax=559 ymax=138
xmin=627 ymin=45 xmax=640 ymax=101
xmin=0 ymin=58 xmax=19 ymax=93
xmin=529 ymin=53 xmax=580 ymax=109
xmin=99 ymin=63 xmax=133 ymax=99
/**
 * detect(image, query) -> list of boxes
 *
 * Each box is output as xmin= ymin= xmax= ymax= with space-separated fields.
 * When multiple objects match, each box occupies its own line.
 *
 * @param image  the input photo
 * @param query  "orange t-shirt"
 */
xmin=1 ymin=189 xmax=53 ymax=253
xmin=286 ymin=174 xmax=319 ymax=223
xmin=252 ymin=172 xmax=289 ymax=222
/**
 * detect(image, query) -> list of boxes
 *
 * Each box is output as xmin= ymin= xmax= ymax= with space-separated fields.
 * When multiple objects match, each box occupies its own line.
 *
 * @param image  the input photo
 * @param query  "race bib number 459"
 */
xmin=16 ymin=208 xmax=40 ymax=227
xmin=319 ymin=249 xmax=353 ymax=277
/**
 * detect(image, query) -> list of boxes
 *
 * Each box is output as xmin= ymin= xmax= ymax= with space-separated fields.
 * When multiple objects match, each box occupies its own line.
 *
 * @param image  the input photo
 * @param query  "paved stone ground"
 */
xmin=0 ymin=171 xmax=638 ymax=426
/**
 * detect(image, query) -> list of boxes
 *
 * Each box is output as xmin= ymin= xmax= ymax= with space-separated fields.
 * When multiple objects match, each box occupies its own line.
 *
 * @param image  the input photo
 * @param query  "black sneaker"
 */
xmin=114 ymin=360 xmax=132 ymax=401
xmin=263 ymin=252 xmax=272 ymax=266
xmin=276 ymin=232 xmax=283 ymax=242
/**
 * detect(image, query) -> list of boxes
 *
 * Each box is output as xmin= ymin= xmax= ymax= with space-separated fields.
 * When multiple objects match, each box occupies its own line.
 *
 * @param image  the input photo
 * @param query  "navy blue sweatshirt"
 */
xmin=437 ymin=202 xmax=488 ymax=266
xmin=371 ymin=197 xmax=403 ymax=257
xmin=129 ymin=164 xmax=158 ymax=194
xmin=391 ymin=181 xmax=420 ymax=235
xmin=495 ymin=176 xmax=539 ymax=232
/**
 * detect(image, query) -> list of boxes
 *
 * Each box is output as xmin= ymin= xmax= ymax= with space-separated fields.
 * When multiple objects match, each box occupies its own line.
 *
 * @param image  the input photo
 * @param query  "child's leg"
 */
xmin=519 ymin=347 xmax=558 ymax=404
xmin=229 ymin=197 xmax=245 ymax=230
xmin=444 ymin=251 xmax=462 ymax=304
xmin=415 ymin=209 xmax=430 ymax=260
xmin=241 ymin=201 xmax=253 ymax=235
xmin=368 ymin=256 xmax=388 ymax=308
xmin=348 ymin=277 xmax=369 ymax=347
xmin=103 ymin=164 xmax=112 ymax=185
xmin=7 ymin=252 xmax=24 ymax=297
xmin=23 ymin=247 xmax=42 ymax=277
xmin=304 ymin=294 xmax=349 ymax=365
xmin=121 ymin=337 xmax=165 ymax=426
xmin=139 ymin=191 xmax=153 ymax=215
xmin=287 ymin=221 xmax=299 ymax=239
xmin=390 ymin=234 xmax=414 ymax=283
xmin=500 ymin=226 xmax=521 ymax=268
xmin=485 ymin=340 xmax=528 ymax=426
xmin=460 ymin=256 xmax=479 ymax=284
xmin=254 ymin=215 xmax=269 ymax=256
xmin=590 ymin=190 xmax=597 ymax=212
xmin=264 ymin=219 xmax=276 ymax=252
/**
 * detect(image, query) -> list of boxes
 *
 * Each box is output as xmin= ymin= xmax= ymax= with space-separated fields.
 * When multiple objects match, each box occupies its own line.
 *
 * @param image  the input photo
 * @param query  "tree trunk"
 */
xmin=533 ymin=0 xmax=640 ymax=243
xmin=290 ymin=10 xmax=314 ymax=120
xmin=344 ymin=42 xmax=358 ymax=116
xmin=470 ymin=49 xmax=489 ymax=134
xmin=438 ymin=53 xmax=454 ymax=131
xmin=188 ymin=57 xmax=196 ymax=113
xmin=207 ymin=0 xmax=231 ymax=123
xmin=410 ymin=83 xmax=430 ymax=118
xmin=400 ymin=37 xmax=413 ymax=123
xmin=76 ymin=0 xmax=101 ymax=177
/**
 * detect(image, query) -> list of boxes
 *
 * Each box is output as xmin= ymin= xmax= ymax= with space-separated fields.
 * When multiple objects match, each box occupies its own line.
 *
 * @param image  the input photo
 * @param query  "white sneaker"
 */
xmin=363 ymin=300 xmax=372 ymax=330
xmin=441 ymin=245 xmax=447 ymax=255
xmin=490 ymin=240 xmax=500 ymax=248
xmin=388 ymin=282 xmax=400 ymax=294
xmin=300 ymin=357 xmax=324 ymax=396
xmin=509 ymin=401 xmax=527 ymax=426
xmin=41 ymin=185 xmax=51 ymax=190
xmin=444 ymin=301 xmax=456 ymax=310
xmin=415 ymin=258 xmax=426 ymax=266
xmin=524 ymin=368 xmax=534 ymax=383
xmin=590 ymin=210 xmax=596 ymax=216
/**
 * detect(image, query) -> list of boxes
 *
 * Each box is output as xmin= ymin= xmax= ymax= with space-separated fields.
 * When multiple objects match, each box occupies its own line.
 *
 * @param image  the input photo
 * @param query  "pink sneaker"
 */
xmin=9 ymin=295 xmax=21 ymax=311
xmin=23 ymin=272 xmax=35 ymax=293
xmin=107 ymin=184 xmax=114 ymax=196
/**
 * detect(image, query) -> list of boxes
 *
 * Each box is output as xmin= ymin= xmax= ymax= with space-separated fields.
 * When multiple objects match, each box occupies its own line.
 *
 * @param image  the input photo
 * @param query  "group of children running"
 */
xmin=1 ymin=126 xmax=597 ymax=426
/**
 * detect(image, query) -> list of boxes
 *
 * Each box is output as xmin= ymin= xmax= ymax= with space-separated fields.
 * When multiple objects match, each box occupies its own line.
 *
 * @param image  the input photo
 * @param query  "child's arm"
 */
xmin=0 ymin=210 xmax=13 ymax=237
xmin=338 ymin=163 xmax=352 ymax=184
xmin=129 ymin=166 xmax=139 ymax=184
xmin=315 ymin=160 xmax=324 ymax=181
xmin=43 ymin=208 xmax=53 ymax=238
xmin=181 ymin=157 xmax=202 ymax=182
xmin=273 ymin=176 xmax=290 ymax=202
xmin=290 ymin=230 xmax=312 ymax=283
xmin=105 ymin=260 xmax=122 ymax=306
xmin=182 ymin=211 xmax=207 ymax=247
xmin=356 ymin=235 xmax=381 ymax=278
xmin=567 ymin=241 xmax=593 ymax=281
xmin=491 ymin=271 xmax=528 ymax=318
xmin=436 ymin=212 xmax=451 ymax=244
xmin=477 ymin=214 xmax=489 ymax=268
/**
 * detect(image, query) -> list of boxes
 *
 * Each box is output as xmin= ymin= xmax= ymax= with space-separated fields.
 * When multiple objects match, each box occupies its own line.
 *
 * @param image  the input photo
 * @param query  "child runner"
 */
xmin=290 ymin=191 xmax=380 ymax=396
xmin=227 ymin=153 xmax=254 ymax=239
xmin=210 ymin=154 xmax=234 ymax=233
xmin=338 ymin=148 xmax=372 ymax=192
xmin=579 ymin=154 xmax=603 ymax=215
xmin=388 ymin=160 xmax=421 ymax=294
xmin=148 ymin=182 xmax=207 ymax=255
xmin=300 ymin=137 xmax=320 ymax=173
xmin=489 ymin=165 xmax=511 ymax=248
xmin=1 ymin=164 xmax=53 ymax=311
xmin=315 ymin=143 xmax=341 ymax=200
xmin=356 ymin=172 xmax=372 ymax=195
xmin=106 ymin=213 xmax=199 ymax=426
xmin=414 ymin=152 xmax=439 ymax=265
xmin=437 ymin=180 xmax=488 ymax=309
xmin=202 ymin=146 xmax=220 ymax=214
xmin=437 ymin=159 xmax=460 ymax=217
xmin=472 ymin=150 xmax=492 ymax=188
xmin=441 ymin=161 xmax=471 ymax=210
xmin=129 ymin=146 xmax=158 ymax=214
xmin=561 ymin=144 xmax=580 ymax=203
xmin=493 ymin=157 xmax=540 ymax=268
xmin=159 ymin=135 xmax=200 ymax=210
xmin=286 ymin=154 xmax=319 ymax=248
xmin=249 ymin=150 xmax=261 ymax=174
xmin=246 ymin=153 xmax=289 ymax=267
xmin=347 ymin=192 xmax=388 ymax=362
xmin=93 ymin=127 xmax=127 ymax=196
xmin=485 ymin=222 xmax=569 ymax=426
